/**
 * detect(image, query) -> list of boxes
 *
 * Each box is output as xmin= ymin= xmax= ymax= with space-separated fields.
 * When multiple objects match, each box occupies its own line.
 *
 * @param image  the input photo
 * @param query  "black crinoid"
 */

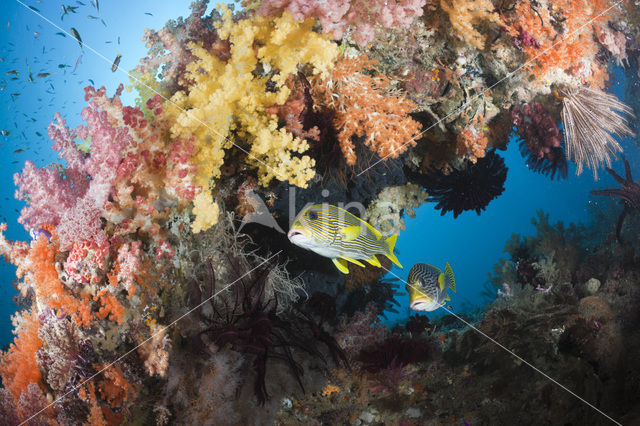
xmin=407 ymin=150 xmax=508 ymax=218
xmin=190 ymin=254 xmax=346 ymax=405
xmin=591 ymin=155 xmax=640 ymax=244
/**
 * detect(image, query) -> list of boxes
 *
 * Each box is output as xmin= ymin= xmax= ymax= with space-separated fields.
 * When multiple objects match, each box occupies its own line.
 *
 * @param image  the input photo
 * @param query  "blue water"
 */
xmin=0 ymin=1 xmax=637 ymax=347
xmin=387 ymin=69 xmax=637 ymax=325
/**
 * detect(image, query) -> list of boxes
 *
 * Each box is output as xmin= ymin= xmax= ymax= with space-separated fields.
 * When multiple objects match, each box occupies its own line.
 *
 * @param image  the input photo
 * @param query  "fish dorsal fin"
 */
xmin=445 ymin=261 xmax=456 ymax=293
xmin=341 ymin=256 xmax=365 ymax=268
xmin=368 ymin=223 xmax=383 ymax=240
xmin=332 ymin=258 xmax=349 ymax=274
xmin=366 ymin=255 xmax=381 ymax=267
xmin=340 ymin=225 xmax=361 ymax=242
xmin=333 ymin=205 xmax=382 ymax=240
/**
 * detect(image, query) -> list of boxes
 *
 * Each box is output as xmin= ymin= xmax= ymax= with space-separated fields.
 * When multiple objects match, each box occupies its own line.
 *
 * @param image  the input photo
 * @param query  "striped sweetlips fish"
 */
xmin=287 ymin=204 xmax=402 ymax=274
xmin=406 ymin=262 xmax=456 ymax=312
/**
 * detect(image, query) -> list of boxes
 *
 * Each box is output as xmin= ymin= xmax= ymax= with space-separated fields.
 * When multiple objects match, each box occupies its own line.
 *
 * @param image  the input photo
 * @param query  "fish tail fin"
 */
xmin=384 ymin=234 xmax=402 ymax=268
xmin=445 ymin=261 xmax=456 ymax=293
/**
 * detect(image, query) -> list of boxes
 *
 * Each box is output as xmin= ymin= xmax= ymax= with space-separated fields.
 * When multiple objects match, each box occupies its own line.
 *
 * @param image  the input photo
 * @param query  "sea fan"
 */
xmin=408 ymin=150 xmax=508 ymax=218
xmin=561 ymin=87 xmax=635 ymax=179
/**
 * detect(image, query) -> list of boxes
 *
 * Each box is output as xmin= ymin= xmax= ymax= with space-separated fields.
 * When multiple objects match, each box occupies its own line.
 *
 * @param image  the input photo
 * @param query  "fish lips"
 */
xmin=409 ymin=298 xmax=437 ymax=312
xmin=287 ymin=226 xmax=307 ymax=244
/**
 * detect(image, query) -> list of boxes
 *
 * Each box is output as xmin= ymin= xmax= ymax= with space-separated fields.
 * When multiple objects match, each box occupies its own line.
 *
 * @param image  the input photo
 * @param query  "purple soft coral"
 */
xmin=512 ymin=101 xmax=568 ymax=180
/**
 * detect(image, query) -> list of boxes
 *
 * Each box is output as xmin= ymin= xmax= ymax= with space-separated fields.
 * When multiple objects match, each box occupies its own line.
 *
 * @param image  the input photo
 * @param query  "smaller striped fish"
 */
xmin=406 ymin=262 xmax=456 ymax=312
xmin=288 ymin=204 xmax=401 ymax=274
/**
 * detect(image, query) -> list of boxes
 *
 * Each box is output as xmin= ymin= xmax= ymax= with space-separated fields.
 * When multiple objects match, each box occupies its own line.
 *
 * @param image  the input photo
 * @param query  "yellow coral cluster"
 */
xmin=440 ymin=0 xmax=503 ymax=49
xmin=164 ymin=8 xmax=338 ymax=232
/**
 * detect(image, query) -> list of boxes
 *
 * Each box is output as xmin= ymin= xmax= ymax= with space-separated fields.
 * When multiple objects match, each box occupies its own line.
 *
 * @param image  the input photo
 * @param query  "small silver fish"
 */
xmin=71 ymin=27 xmax=82 ymax=48
xmin=405 ymin=262 xmax=456 ymax=312
xmin=111 ymin=53 xmax=122 ymax=72
xmin=288 ymin=204 xmax=401 ymax=274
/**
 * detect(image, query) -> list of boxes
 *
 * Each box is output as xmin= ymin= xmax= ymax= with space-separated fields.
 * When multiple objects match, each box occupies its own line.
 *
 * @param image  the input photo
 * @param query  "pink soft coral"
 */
xmin=258 ymin=0 xmax=426 ymax=45
xmin=14 ymin=85 xmax=199 ymax=250
xmin=14 ymin=104 xmax=127 ymax=250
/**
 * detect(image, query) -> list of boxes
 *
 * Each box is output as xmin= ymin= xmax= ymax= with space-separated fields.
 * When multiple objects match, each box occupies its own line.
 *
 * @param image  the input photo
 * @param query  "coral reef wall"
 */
xmin=1 ymin=0 xmax=640 ymax=424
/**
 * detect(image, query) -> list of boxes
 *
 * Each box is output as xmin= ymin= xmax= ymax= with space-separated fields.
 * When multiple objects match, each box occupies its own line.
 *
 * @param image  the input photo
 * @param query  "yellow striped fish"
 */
xmin=405 ymin=262 xmax=456 ymax=312
xmin=287 ymin=204 xmax=401 ymax=274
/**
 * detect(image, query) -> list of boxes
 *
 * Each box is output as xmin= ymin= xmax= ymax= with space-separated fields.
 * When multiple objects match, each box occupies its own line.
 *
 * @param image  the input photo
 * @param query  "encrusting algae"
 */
xmin=0 ymin=0 xmax=640 ymax=424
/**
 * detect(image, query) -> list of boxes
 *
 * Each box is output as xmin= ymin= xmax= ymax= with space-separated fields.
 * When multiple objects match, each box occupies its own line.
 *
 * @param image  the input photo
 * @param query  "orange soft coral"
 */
xmin=0 ymin=309 xmax=43 ymax=402
xmin=29 ymin=237 xmax=93 ymax=327
xmin=79 ymin=382 xmax=107 ymax=426
xmin=313 ymin=54 xmax=422 ymax=166
xmin=503 ymin=0 xmax=616 ymax=88
xmin=440 ymin=0 xmax=504 ymax=49
xmin=96 ymin=364 xmax=136 ymax=409
xmin=455 ymin=116 xmax=489 ymax=163
xmin=94 ymin=289 xmax=125 ymax=325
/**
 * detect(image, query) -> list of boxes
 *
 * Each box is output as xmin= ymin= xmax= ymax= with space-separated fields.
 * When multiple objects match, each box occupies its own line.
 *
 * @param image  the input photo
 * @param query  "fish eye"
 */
xmin=308 ymin=211 xmax=318 ymax=220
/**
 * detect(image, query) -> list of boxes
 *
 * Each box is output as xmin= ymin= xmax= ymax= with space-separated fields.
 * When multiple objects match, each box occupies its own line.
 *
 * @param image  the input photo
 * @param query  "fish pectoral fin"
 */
xmin=438 ymin=274 xmax=446 ymax=291
xmin=342 ymin=256 xmax=365 ymax=268
xmin=365 ymin=255 xmax=381 ymax=267
xmin=332 ymin=258 xmax=350 ymax=274
xmin=340 ymin=225 xmax=361 ymax=242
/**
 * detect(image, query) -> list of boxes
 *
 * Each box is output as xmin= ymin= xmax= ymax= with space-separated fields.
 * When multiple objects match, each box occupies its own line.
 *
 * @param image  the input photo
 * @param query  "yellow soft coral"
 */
xmin=164 ymin=8 xmax=338 ymax=232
